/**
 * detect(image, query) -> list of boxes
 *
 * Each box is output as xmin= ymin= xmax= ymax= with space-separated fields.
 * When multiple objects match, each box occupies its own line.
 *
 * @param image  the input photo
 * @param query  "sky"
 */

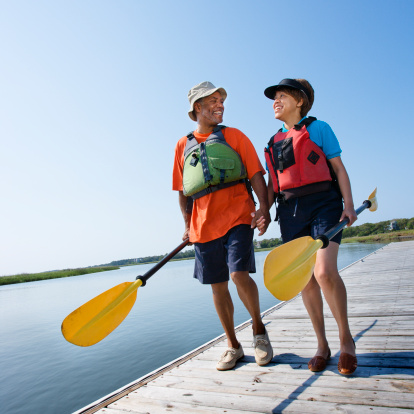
xmin=1 ymin=0 xmax=413 ymax=275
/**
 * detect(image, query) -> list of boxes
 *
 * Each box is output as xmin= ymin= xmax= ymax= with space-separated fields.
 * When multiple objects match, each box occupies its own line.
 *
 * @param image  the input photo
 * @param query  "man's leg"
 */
xmin=211 ymin=281 xmax=239 ymax=348
xmin=211 ymin=281 xmax=245 ymax=371
xmin=230 ymin=271 xmax=265 ymax=335
xmin=225 ymin=225 xmax=273 ymax=365
xmin=231 ymin=270 xmax=273 ymax=366
xmin=193 ymin=238 xmax=245 ymax=370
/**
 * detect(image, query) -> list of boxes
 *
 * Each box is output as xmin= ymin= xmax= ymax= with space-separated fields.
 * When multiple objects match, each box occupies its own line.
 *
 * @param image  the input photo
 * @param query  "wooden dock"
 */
xmin=76 ymin=241 xmax=414 ymax=414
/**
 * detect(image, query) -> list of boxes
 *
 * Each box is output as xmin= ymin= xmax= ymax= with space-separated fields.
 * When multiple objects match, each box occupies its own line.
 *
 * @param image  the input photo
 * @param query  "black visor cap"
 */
xmin=264 ymin=78 xmax=311 ymax=102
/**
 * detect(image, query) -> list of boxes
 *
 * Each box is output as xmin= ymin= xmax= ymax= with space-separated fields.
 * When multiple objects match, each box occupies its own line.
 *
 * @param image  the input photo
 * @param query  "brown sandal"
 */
xmin=338 ymin=352 xmax=357 ymax=375
xmin=338 ymin=339 xmax=357 ymax=375
xmin=308 ymin=349 xmax=331 ymax=372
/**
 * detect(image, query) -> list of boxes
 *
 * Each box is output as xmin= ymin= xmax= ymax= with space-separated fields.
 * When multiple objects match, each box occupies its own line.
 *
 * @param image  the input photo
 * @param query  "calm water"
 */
xmin=0 ymin=243 xmax=385 ymax=414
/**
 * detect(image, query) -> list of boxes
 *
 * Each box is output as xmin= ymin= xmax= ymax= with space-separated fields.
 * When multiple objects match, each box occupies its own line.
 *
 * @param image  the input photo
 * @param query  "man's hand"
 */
xmin=249 ymin=172 xmax=271 ymax=236
xmin=179 ymin=191 xmax=192 ymax=244
xmin=183 ymin=227 xmax=192 ymax=245
xmin=251 ymin=207 xmax=271 ymax=236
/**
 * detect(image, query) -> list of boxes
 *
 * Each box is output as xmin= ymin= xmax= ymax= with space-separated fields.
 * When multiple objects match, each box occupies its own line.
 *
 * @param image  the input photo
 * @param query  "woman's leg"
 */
xmin=301 ymin=274 xmax=330 ymax=358
xmin=313 ymin=242 xmax=355 ymax=355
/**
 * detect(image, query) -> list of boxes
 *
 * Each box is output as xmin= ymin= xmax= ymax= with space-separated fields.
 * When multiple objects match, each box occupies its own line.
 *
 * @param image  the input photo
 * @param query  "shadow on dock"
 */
xmin=271 ymin=319 xmax=414 ymax=413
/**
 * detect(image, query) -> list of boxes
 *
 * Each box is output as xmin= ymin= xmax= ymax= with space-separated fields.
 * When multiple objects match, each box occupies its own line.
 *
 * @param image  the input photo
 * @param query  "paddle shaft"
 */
xmin=136 ymin=238 xmax=190 ymax=285
xmin=317 ymin=199 xmax=372 ymax=248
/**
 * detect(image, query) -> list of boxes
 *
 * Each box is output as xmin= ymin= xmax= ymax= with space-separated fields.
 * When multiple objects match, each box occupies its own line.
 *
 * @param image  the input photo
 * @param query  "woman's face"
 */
xmin=272 ymin=90 xmax=302 ymax=122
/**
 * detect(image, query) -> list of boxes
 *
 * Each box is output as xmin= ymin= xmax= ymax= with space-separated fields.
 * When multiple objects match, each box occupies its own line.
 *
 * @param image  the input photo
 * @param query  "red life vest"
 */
xmin=264 ymin=117 xmax=333 ymax=200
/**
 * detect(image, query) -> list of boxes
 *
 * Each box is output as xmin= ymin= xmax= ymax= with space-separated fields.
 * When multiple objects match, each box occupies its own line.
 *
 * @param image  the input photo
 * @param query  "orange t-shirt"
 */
xmin=172 ymin=127 xmax=265 ymax=243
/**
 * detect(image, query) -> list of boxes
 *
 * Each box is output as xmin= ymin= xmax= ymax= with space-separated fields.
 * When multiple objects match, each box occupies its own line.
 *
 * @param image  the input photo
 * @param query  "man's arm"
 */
xmin=249 ymin=172 xmax=271 ymax=236
xmin=178 ymin=191 xmax=192 ymax=242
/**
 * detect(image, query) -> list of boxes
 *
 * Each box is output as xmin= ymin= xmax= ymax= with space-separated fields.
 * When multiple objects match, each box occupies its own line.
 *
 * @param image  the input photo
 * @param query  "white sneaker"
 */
xmin=216 ymin=344 xmax=244 ymax=371
xmin=253 ymin=329 xmax=273 ymax=366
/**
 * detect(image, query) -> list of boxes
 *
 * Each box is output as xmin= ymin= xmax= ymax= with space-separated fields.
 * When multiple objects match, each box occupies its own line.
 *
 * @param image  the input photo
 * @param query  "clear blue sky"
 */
xmin=1 ymin=0 xmax=413 ymax=275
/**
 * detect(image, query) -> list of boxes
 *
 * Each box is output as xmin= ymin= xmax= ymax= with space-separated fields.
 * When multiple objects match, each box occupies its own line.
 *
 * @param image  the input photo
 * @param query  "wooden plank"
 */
xmin=79 ymin=241 xmax=414 ymax=414
xmin=195 ymin=351 xmax=414 ymax=369
xmin=176 ymin=358 xmax=414 ymax=380
xmin=104 ymin=385 xmax=414 ymax=414
xmin=146 ymin=375 xmax=414 ymax=408
xmin=160 ymin=367 xmax=414 ymax=393
xmin=97 ymin=398 xmax=265 ymax=414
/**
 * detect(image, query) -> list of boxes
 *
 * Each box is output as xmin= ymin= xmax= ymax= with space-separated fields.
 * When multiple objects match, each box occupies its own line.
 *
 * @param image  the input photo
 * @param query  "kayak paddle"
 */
xmin=62 ymin=239 xmax=189 ymax=347
xmin=264 ymin=188 xmax=378 ymax=301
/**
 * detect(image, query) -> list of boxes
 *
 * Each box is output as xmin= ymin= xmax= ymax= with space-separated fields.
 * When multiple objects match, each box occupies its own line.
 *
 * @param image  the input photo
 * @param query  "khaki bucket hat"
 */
xmin=187 ymin=81 xmax=227 ymax=121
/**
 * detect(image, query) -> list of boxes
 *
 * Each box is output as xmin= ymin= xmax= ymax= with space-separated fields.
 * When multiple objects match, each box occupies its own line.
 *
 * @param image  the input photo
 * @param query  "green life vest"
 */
xmin=182 ymin=126 xmax=248 ymax=199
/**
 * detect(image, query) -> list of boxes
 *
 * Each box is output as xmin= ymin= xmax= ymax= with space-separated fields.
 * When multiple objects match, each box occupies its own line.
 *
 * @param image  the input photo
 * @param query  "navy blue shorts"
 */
xmin=277 ymin=189 xmax=343 ymax=244
xmin=193 ymin=224 xmax=256 ymax=284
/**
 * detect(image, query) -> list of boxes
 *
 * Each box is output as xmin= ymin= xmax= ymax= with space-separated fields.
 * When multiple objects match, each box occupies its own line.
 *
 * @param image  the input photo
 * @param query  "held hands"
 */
xmin=251 ymin=207 xmax=271 ymax=236
xmin=340 ymin=206 xmax=358 ymax=226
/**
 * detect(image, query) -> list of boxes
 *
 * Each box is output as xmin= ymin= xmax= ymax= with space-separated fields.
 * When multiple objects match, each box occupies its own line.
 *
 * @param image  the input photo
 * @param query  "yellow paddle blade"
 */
xmin=368 ymin=187 xmax=378 ymax=212
xmin=61 ymin=279 xmax=142 ymax=347
xmin=264 ymin=237 xmax=323 ymax=301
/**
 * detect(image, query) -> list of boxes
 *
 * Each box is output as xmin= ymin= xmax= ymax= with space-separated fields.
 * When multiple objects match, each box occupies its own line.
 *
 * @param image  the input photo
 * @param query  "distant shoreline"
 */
xmin=341 ymin=231 xmax=414 ymax=244
xmin=0 ymin=266 xmax=119 ymax=286
xmin=2 ymin=232 xmax=413 ymax=286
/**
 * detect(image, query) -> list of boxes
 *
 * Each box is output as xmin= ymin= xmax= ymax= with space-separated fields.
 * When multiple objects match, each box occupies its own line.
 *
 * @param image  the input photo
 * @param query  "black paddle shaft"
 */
xmin=135 ymin=239 xmax=190 ymax=286
xmin=317 ymin=199 xmax=372 ymax=248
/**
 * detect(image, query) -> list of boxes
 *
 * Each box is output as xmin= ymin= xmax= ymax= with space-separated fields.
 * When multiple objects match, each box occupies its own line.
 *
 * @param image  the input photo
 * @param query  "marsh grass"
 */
xmin=3 ymin=230 xmax=413 ymax=286
xmin=342 ymin=230 xmax=414 ymax=243
xmin=0 ymin=266 xmax=119 ymax=286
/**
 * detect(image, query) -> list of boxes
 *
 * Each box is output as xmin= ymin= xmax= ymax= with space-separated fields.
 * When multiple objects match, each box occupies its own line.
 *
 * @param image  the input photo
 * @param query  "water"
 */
xmin=0 ymin=243 xmax=385 ymax=414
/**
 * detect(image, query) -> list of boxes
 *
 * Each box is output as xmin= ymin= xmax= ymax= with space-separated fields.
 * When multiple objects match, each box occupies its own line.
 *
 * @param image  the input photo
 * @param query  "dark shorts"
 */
xmin=193 ymin=224 xmax=256 ymax=284
xmin=278 ymin=189 xmax=343 ymax=244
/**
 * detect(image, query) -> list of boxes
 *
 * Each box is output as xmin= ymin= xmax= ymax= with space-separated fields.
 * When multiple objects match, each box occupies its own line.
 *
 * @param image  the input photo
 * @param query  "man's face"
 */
xmin=195 ymin=91 xmax=224 ymax=126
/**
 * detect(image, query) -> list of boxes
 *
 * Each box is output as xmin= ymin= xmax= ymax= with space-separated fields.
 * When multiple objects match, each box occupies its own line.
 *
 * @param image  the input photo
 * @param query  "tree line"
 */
xmin=342 ymin=217 xmax=414 ymax=238
xmin=107 ymin=218 xmax=413 ymax=267
xmin=254 ymin=217 xmax=414 ymax=249
xmin=108 ymin=249 xmax=196 ymax=266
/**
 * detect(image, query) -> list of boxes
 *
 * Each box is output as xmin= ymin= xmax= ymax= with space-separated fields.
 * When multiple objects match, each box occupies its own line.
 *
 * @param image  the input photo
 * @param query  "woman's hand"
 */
xmin=340 ymin=206 xmax=358 ymax=226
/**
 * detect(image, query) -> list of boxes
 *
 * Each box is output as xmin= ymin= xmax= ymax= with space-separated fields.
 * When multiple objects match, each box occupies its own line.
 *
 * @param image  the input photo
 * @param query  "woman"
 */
xmin=262 ymin=78 xmax=358 ymax=375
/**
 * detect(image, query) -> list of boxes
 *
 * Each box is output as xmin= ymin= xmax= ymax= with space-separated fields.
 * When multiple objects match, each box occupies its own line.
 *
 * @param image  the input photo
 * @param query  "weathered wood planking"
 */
xmin=76 ymin=241 xmax=414 ymax=414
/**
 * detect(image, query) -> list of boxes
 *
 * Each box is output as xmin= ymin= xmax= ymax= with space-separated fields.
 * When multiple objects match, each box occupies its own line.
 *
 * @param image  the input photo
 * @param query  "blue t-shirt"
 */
xmin=280 ymin=117 xmax=342 ymax=159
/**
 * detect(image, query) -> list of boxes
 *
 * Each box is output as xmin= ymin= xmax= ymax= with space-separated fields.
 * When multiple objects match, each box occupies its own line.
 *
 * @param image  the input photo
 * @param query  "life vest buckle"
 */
xmin=277 ymin=149 xmax=284 ymax=172
xmin=276 ymin=193 xmax=287 ymax=204
xmin=190 ymin=153 xmax=199 ymax=167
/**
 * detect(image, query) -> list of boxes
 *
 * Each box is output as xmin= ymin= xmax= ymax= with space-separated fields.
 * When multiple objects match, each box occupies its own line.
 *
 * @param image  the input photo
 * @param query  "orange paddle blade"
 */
xmin=264 ymin=237 xmax=323 ymax=301
xmin=62 ymin=280 xmax=142 ymax=347
xmin=368 ymin=187 xmax=378 ymax=212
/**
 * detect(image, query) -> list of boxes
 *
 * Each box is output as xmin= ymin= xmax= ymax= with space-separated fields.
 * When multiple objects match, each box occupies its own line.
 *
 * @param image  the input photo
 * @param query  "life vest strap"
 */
xmin=199 ymin=142 xmax=213 ymax=182
xmin=190 ymin=178 xmax=247 ymax=200
xmin=279 ymin=181 xmax=332 ymax=201
xmin=185 ymin=125 xmax=227 ymax=157
xmin=183 ymin=125 xmax=254 ymax=204
xmin=294 ymin=116 xmax=316 ymax=130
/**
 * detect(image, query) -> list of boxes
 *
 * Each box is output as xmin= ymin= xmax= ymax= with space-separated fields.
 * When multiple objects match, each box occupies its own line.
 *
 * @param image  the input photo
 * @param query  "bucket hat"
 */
xmin=188 ymin=81 xmax=227 ymax=121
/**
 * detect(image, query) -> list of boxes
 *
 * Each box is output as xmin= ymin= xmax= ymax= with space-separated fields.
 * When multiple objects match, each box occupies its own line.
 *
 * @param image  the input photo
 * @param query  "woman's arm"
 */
xmin=267 ymin=173 xmax=275 ymax=209
xmin=328 ymin=156 xmax=358 ymax=226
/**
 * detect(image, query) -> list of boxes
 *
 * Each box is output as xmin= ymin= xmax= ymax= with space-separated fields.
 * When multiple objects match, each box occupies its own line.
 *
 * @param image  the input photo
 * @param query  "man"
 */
xmin=172 ymin=81 xmax=273 ymax=370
